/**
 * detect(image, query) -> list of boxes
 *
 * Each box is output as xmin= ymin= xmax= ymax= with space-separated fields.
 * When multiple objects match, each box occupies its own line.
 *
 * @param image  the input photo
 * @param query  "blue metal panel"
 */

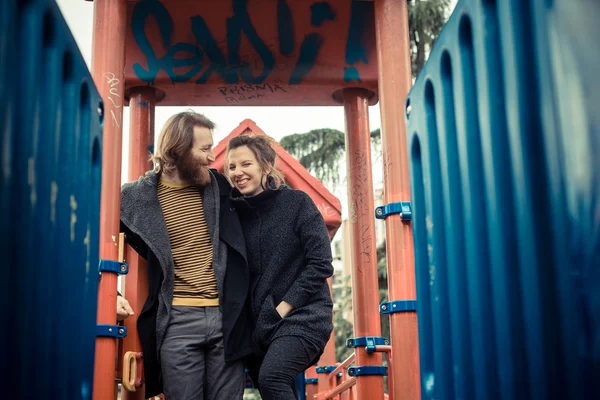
xmin=406 ymin=0 xmax=599 ymax=399
xmin=0 ymin=0 xmax=103 ymax=398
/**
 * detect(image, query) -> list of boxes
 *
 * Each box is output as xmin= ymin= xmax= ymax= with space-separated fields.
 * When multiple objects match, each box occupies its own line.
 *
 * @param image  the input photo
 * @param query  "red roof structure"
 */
xmin=211 ymin=119 xmax=342 ymax=239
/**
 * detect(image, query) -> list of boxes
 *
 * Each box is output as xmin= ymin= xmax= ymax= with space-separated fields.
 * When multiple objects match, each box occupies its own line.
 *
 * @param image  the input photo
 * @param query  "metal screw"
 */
xmin=385 ymin=340 xmax=390 ymax=345
xmin=121 ymin=265 xmax=126 ymax=272
xmin=393 ymin=304 xmax=397 ymax=308
xmin=406 ymin=103 xmax=412 ymax=118
xmin=358 ymin=369 xmax=361 ymax=373
xmin=348 ymin=340 xmax=353 ymax=346
xmin=376 ymin=208 xmax=383 ymax=215
xmin=119 ymin=329 xmax=125 ymax=335
xmin=108 ymin=328 xmax=113 ymax=333
xmin=381 ymin=305 xmax=387 ymax=310
xmin=97 ymin=105 xmax=103 ymax=118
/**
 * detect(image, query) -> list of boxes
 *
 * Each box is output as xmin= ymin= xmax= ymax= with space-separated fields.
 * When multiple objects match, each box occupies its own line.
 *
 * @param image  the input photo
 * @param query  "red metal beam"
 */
xmin=373 ymin=1 xmax=420 ymax=399
xmin=91 ymin=0 xmax=127 ymax=399
xmin=120 ymin=87 xmax=156 ymax=400
xmin=342 ymin=88 xmax=385 ymax=400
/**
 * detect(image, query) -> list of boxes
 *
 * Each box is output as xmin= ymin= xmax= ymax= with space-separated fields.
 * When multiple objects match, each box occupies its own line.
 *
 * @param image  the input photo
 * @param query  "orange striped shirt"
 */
xmin=158 ymin=178 xmax=218 ymax=305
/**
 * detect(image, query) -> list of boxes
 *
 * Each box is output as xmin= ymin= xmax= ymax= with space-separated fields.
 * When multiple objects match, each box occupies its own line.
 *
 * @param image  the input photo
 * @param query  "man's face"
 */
xmin=177 ymin=126 xmax=214 ymax=187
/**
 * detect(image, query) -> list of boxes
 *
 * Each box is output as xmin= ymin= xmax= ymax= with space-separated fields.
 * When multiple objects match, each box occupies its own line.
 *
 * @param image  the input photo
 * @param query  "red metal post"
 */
xmin=127 ymin=88 xmax=156 ymax=181
xmin=306 ymin=366 xmax=319 ymax=400
xmin=373 ymin=1 xmax=420 ymax=399
xmin=318 ymin=279 xmax=338 ymax=395
xmin=121 ymin=88 xmax=156 ymax=400
xmin=343 ymin=88 xmax=385 ymax=399
xmin=91 ymin=0 xmax=127 ymax=399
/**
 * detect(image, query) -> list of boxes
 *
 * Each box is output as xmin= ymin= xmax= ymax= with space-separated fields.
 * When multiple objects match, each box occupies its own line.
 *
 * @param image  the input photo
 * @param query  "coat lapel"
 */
xmin=120 ymin=171 xmax=175 ymax=350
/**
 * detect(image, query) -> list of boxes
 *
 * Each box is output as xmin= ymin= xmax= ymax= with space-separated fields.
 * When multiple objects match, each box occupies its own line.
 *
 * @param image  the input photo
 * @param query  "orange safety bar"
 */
xmin=122 ymin=352 xmax=144 ymax=392
xmin=315 ymin=344 xmax=395 ymax=400
xmin=92 ymin=0 xmax=127 ymax=399
xmin=373 ymin=0 xmax=420 ymax=399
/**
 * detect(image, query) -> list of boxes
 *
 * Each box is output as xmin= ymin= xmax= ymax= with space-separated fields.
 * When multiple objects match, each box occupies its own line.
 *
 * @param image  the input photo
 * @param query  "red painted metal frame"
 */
xmin=87 ymin=1 xmax=421 ymax=398
xmin=91 ymin=0 xmax=127 ymax=399
xmin=306 ymin=366 xmax=319 ymax=400
xmin=122 ymin=0 xmax=378 ymax=107
xmin=127 ymin=88 xmax=156 ymax=182
xmin=120 ymin=87 xmax=156 ymax=400
xmin=342 ymin=88 xmax=385 ymax=399
xmin=374 ymin=0 xmax=420 ymax=399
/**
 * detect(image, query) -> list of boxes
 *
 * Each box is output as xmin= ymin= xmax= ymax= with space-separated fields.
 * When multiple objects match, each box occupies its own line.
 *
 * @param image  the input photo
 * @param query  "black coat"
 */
xmin=231 ymin=186 xmax=334 ymax=362
xmin=120 ymin=170 xmax=253 ymax=398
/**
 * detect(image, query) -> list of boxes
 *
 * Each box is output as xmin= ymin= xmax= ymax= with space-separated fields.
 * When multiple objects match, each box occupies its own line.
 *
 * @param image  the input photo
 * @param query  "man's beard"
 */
xmin=177 ymin=151 xmax=211 ymax=187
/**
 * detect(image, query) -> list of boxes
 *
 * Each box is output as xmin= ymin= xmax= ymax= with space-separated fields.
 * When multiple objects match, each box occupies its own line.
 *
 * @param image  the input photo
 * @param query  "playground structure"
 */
xmin=2 ymin=0 xmax=598 ymax=399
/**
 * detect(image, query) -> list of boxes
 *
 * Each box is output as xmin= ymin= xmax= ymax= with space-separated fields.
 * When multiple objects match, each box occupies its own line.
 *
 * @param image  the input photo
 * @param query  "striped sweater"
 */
xmin=157 ymin=177 xmax=218 ymax=306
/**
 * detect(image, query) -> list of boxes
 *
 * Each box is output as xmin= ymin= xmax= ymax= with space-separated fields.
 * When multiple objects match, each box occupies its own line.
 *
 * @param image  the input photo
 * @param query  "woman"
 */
xmin=226 ymin=134 xmax=334 ymax=399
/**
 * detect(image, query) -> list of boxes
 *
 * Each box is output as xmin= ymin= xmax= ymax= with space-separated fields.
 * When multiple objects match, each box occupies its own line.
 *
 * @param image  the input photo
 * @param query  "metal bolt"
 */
xmin=108 ymin=328 xmax=113 ymax=333
xmin=121 ymin=265 xmax=126 ymax=272
xmin=385 ymin=340 xmax=390 ymax=345
xmin=119 ymin=329 xmax=125 ymax=335
xmin=358 ymin=369 xmax=361 ymax=373
xmin=97 ymin=105 xmax=103 ymax=118
xmin=393 ymin=304 xmax=397 ymax=308
xmin=406 ymin=103 xmax=412 ymax=118
xmin=381 ymin=305 xmax=387 ymax=310
xmin=376 ymin=208 xmax=383 ymax=215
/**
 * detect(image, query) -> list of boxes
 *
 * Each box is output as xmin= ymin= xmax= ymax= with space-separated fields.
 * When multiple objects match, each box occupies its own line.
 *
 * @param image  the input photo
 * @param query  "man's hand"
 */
xmin=276 ymin=301 xmax=294 ymax=319
xmin=117 ymin=295 xmax=135 ymax=321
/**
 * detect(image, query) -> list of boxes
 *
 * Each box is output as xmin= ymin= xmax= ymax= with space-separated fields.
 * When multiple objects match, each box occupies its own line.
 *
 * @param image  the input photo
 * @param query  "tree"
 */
xmin=409 ymin=0 xmax=451 ymax=77
xmin=279 ymin=128 xmax=346 ymax=189
xmin=279 ymin=129 xmax=381 ymax=190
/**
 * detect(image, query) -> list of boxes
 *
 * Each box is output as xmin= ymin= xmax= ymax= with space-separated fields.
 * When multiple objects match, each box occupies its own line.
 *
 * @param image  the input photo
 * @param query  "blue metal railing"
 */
xmin=406 ymin=0 xmax=599 ymax=399
xmin=1 ymin=0 xmax=103 ymax=398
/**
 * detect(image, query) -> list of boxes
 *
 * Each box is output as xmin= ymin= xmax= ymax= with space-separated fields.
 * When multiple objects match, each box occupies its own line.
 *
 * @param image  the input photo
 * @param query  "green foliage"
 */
xmin=279 ymin=129 xmax=383 ymax=190
xmin=409 ymin=0 xmax=451 ymax=76
xmin=333 ymin=275 xmax=355 ymax=361
xmin=279 ymin=129 xmax=346 ymax=188
xmin=332 ymin=240 xmax=390 ymax=362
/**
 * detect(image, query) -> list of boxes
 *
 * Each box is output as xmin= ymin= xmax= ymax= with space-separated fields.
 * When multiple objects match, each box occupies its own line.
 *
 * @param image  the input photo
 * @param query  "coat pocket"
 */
xmin=252 ymin=295 xmax=282 ymax=351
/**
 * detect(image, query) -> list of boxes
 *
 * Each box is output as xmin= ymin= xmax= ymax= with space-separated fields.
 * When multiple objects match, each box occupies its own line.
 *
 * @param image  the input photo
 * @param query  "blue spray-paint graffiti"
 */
xmin=290 ymin=33 xmax=324 ymax=85
xmin=311 ymin=2 xmax=336 ymax=27
xmin=131 ymin=0 xmax=369 ymax=86
xmin=277 ymin=0 xmax=295 ymax=56
xmin=344 ymin=0 xmax=371 ymax=83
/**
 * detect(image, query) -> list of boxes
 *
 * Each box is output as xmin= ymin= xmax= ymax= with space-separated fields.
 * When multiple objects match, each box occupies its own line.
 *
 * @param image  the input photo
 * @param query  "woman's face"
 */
xmin=227 ymin=145 xmax=267 ymax=196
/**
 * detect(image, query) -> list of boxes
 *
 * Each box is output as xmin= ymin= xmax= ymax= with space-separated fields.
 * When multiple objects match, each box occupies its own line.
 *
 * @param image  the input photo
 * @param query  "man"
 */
xmin=117 ymin=111 xmax=252 ymax=399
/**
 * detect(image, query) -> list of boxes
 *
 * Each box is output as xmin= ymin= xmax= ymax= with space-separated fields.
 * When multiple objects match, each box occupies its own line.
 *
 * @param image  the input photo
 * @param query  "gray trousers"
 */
xmin=160 ymin=306 xmax=244 ymax=400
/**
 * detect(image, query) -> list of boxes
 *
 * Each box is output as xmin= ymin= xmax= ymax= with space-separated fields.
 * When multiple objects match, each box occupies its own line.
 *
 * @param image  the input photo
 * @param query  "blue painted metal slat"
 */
xmin=0 ymin=0 xmax=103 ymax=398
xmin=406 ymin=0 xmax=599 ymax=399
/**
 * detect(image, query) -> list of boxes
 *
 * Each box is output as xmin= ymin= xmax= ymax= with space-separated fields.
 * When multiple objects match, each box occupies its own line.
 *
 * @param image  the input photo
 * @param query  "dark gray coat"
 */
xmin=120 ymin=170 xmax=253 ymax=398
xmin=231 ymin=186 xmax=334 ymax=361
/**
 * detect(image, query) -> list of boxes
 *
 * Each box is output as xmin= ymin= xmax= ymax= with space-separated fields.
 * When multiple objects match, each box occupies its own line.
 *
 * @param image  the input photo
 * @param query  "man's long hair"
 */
xmin=151 ymin=111 xmax=215 ymax=174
